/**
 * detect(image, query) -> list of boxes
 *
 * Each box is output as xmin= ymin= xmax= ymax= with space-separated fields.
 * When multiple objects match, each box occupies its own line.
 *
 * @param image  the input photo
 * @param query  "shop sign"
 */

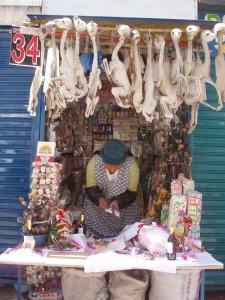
xmin=36 ymin=141 xmax=56 ymax=162
xmin=10 ymin=26 xmax=41 ymax=67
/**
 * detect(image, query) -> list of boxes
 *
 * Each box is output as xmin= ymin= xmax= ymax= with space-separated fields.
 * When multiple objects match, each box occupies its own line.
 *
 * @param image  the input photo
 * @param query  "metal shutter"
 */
xmin=0 ymin=29 xmax=44 ymax=253
xmin=191 ymin=59 xmax=225 ymax=290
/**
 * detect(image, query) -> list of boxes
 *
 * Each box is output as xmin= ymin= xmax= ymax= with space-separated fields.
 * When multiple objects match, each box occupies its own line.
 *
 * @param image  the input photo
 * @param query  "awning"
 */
xmin=27 ymin=14 xmax=217 ymax=31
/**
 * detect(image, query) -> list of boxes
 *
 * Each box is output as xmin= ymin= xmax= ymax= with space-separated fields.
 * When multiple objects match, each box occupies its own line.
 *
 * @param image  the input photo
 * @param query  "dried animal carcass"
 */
xmin=43 ymin=32 xmax=59 ymax=95
xmin=192 ymin=30 xmax=223 ymax=110
xmin=170 ymin=28 xmax=187 ymax=106
xmin=183 ymin=25 xmax=201 ymax=106
xmin=55 ymin=17 xmax=75 ymax=100
xmin=44 ymin=18 xmax=74 ymax=114
xmin=214 ymin=23 xmax=225 ymax=102
xmin=73 ymin=17 xmax=88 ymax=101
xmin=154 ymin=35 xmax=178 ymax=120
xmin=27 ymin=30 xmax=46 ymax=116
xmin=102 ymin=25 xmax=132 ymax=108
xmin=131 ymin=29 xmax=143 ymax=113
xmin=187 ymin=28 xmax=223 ymax=133
xmin=141 ymin=33 xmax=157 ymax=122
xmin=85 ymin=21 xmax=102 ymax=117
xmin=183 ymin=25 xmax=202 ymax=133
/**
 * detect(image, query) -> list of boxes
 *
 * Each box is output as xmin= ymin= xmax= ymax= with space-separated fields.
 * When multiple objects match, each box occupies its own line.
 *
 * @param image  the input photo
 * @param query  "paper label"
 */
xmin=22 ymin=235 xmax=35 ymax=250
xmin=166 ymin=242 xmax=173 ymax=254
xmin=36 ymin=141 xmax=56 ymax=161
xmin=78 ymin=228 xmax=84 ymax=234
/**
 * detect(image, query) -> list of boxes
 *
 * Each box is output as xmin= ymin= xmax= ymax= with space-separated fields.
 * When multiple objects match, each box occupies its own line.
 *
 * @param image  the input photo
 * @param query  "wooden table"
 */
xmin=0 ymin=248 xmax=223 ymax=300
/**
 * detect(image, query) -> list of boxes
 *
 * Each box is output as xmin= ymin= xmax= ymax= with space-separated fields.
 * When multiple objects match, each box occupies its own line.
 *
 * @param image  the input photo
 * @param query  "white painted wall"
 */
xmin=0 ymin=6 xmax=42 ymax=25
xmin=42 ymin=0 xmax=198 ymax=20
xmin=0 ymin=0 xmax=42 ymax=6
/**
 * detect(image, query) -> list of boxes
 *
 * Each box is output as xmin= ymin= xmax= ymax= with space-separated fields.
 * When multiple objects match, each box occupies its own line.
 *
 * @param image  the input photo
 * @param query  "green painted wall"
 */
xmin=191 ymin=60 xmax=225 ymax=289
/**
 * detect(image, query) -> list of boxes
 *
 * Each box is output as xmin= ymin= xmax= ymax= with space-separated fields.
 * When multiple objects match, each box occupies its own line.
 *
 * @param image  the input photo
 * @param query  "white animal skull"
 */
xmin=214 ymin=22 xmax=225 ymax=34
xmin=132 ymin=29 xmax=140 ymax=41
xmin=117 ymin=25 xmax=131 ymax=38
xmin=171 ymin=28 xmax=182 ymax=42
xmin=73 ymin=16 xmax=87 ymax=32
xmin=86 ymin=21 xmax=98 ymax=36
xmin=186 ymin=25 xmax=200 ymax=41
xmin=41 ymin=21 xmax=57 ymax=33
xmin=200 ymin=30 xmax=215 ymax=43
xmin=54 ymin=18 xmax=73 ymax=30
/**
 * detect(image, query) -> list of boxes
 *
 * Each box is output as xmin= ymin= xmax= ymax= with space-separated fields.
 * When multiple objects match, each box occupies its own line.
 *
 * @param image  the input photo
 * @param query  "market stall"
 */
xmin=5 ymin=14 xmax=225 ymax=300
xmin=0 ymin=246 xmax=223 ymax=300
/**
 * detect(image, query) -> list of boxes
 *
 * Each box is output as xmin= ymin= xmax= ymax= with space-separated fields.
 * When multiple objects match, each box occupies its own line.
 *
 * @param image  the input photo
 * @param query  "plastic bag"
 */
xmin=138 ymin=224 xmax=169 ymax=256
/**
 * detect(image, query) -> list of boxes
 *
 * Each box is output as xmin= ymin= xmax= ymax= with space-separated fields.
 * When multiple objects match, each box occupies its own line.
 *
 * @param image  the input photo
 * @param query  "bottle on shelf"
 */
xmin=77 ymin=214 xmax=86 ymax=235
xmin=72 ymin=219 xmax=78 ymax=234
xmin=167 ymin=227 xmax=176 ymax=260
xmin=26 ymin=215 xmax=32 ymax=235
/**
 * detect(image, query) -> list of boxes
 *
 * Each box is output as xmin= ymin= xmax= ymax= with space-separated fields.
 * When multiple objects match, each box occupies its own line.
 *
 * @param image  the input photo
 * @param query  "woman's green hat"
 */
xmin=100 ymin=139 xmax=127 ymax=165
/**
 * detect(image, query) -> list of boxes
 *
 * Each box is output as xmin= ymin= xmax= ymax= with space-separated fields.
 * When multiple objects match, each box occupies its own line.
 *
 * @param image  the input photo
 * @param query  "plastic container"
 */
xmin=70 ymin=233 xmax=87 ymax=250
xmin=18 ymin=217 xmax=49 ymax=247
xmin=33 ymin=234 xmax=48 ymax=247
xmin=21 ymin=233 xmax=48 ymax=248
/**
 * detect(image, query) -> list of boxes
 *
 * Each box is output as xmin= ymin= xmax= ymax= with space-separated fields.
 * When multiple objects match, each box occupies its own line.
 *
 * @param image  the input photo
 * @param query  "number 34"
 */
xmin=11 ymin=33 xmax=40 ymax=65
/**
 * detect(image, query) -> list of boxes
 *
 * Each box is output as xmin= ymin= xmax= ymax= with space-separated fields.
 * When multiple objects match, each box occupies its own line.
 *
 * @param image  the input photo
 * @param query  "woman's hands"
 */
xmin=98 ymin=198 xmax=120 ymax=217
xmin=109 ymin=200 xmax=119 ymax=214
xmin=98 ymin=197 xmax=109 ymax=210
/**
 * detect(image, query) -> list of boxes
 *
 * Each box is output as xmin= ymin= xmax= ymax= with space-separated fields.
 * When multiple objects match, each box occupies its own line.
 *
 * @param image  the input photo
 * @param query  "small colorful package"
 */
xmin=187 ymin=192 xmax=202 ymax=240
xmin=167 ymin=195 xmax=187 ymax=239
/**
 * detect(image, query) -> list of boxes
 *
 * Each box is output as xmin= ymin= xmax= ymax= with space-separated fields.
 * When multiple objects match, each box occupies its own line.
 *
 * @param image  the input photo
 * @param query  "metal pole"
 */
xmin=16 ymin=266 xmax=23 ymax=300
xmin=200 ymin=270 xmax=206 ymax=300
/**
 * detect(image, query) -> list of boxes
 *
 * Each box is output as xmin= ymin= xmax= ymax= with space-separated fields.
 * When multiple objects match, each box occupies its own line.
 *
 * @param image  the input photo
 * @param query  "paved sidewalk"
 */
xmin=206 ymin=291 xmax=225 ymax=300
xmin=1 ymin=284 xmax=225 ymax=300
xmin=0 ymin=285 xmax=17 ymax=300
xmin=0 ymin=285 xmax=28 ymax=300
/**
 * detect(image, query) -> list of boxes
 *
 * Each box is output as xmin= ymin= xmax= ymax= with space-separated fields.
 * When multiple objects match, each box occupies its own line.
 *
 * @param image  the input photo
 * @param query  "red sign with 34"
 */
xmin=10 ymin=26 xmax=42 ymax=67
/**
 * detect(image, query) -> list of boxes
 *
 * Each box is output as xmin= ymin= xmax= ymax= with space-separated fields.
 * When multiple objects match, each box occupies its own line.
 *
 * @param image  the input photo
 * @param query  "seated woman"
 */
xmin=61 ymin=139 xmax=149 ymax=300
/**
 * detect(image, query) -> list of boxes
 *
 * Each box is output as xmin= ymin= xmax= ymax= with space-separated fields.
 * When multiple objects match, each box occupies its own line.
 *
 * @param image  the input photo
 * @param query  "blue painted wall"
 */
xmin=0 ymin=29 xmax=43 ymax=254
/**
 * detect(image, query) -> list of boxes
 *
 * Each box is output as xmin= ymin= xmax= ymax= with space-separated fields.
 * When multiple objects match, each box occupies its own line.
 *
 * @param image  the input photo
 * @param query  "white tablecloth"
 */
xmin=0 ymin=248 xmax=223 ymax=273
